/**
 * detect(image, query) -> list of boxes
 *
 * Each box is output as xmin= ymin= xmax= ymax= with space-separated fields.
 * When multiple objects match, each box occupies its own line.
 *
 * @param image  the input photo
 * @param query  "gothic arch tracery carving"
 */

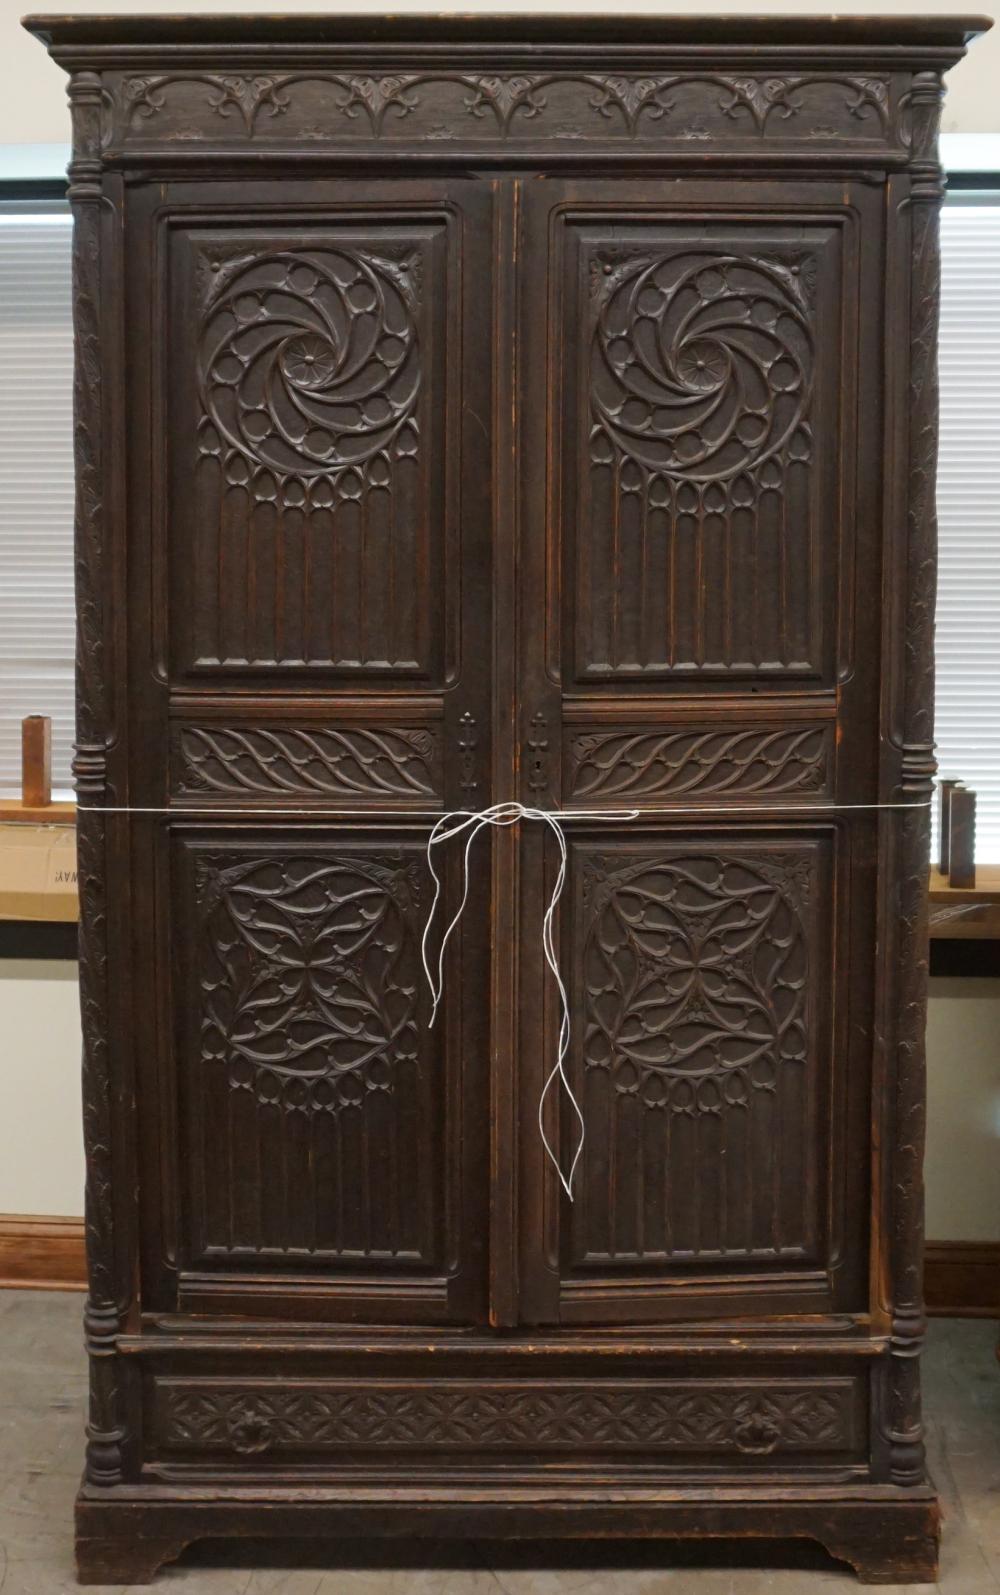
xmin=197 ymin=853 xmax=421 ymax=1116
xmin=582 ymin=852 xmax=809 ymax=1117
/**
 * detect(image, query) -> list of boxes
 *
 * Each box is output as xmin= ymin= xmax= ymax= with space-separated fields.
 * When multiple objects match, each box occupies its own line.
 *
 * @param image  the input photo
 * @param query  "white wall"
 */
xmin=926 ymin=979 xmax=1000 ymax=1241
xmin=0 ymin=961 xmax=83 ymax=1216
xmin=2 ymin=0 xmax=999 ymax=146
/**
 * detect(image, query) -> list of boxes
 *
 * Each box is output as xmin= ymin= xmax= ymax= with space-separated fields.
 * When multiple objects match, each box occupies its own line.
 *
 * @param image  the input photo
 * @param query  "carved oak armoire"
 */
xmin=26 ymin=11 xmax=990 ymax=1586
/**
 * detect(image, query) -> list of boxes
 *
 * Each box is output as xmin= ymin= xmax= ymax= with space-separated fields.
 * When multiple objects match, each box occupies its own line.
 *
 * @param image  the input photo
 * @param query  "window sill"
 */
xmin=0 ymin=799 xmax=75 ymax=825
xmin=930 ymin=866 xmax=1000 ymax=940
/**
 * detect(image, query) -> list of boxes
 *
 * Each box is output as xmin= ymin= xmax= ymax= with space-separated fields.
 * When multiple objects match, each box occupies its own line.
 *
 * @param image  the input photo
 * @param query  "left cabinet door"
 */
xmin=120 ymin=177 xmax=494 ymax=1325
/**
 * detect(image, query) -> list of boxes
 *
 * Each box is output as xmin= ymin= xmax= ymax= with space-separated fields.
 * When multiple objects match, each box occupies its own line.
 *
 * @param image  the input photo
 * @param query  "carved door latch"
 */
xmin=458 ymin=711 xmax=479 ymax=794
xmin=526 ymin=711 xmax=550 ymax=799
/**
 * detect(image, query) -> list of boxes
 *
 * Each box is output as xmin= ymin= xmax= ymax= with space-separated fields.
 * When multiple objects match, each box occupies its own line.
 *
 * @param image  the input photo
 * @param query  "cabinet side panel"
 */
xmin=878 ymin=71 xmax=946 ymax=1490
xmin=68 ymin=70 xmax=134 ymax=1486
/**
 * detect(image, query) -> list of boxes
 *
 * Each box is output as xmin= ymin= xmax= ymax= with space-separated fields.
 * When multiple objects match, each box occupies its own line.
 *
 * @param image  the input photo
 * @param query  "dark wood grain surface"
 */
xmin=23 ymin=13 xmax=992 ymax=47
xmin=23 ymin=10 xmax=991 ymax=1586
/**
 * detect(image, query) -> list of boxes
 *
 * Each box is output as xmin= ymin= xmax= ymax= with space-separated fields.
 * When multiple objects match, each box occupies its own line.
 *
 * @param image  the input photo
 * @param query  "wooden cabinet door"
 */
xmin=514 ymin=177 xmax=886 ymax=1327
xmin=122 ymin=176 xmax=493 ymax=1325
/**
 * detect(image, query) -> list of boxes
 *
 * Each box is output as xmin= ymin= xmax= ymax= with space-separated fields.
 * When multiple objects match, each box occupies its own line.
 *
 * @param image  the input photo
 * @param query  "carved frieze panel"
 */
xmin=563 ymin=222 xmax=845 ymax=683
xmin=177 ymin=838 xmax=439 ymax=1264
xmin=167 ymin=220 xmax=452 ymax=679
xmin=569 ymin=839 xmax=828 ymax=1266
xmin=567 ymin=724 xmax=831 ymax=802
xmin=155 ymin=1376 xmax=860 ymax=1456
xmin=105 ymin=70 xmax=897 ymax=152
xmin=171 ymin=721 xmax=441 ymax=801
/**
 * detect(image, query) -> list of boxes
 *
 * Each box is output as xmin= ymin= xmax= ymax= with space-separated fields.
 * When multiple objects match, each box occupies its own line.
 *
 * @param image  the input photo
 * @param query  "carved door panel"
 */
xmin=123 ymin=176 xmax=492 ymax=1324
xmin=514 ymin=177 xmax=885 ymax=1325
xmin=146 ymin=821 xmax=490 ymax=1325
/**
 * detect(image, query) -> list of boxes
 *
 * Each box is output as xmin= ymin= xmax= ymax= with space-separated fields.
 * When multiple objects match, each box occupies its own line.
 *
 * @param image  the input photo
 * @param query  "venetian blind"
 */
xmin=936 ymin=199 xmax=1000 ymax=862
xmin=0 ymin=204 xmax=75 ymax=796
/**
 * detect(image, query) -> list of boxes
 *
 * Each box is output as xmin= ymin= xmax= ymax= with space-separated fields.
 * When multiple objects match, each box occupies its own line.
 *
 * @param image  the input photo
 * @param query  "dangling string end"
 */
xmin=421 ymin=801 xmax=639 ymax=1201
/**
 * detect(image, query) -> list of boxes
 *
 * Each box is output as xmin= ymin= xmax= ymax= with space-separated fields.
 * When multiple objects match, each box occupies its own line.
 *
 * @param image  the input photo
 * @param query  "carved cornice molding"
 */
xmin=90 ymin=68 xmax=908 ymax=155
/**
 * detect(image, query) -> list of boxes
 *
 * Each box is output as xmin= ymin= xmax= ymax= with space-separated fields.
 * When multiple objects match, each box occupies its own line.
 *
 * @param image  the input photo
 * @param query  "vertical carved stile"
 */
xmin=887 ymin=69 xmax=946 ymax=1490
xmin=68 ymin=70 xmax=125 ymax=1487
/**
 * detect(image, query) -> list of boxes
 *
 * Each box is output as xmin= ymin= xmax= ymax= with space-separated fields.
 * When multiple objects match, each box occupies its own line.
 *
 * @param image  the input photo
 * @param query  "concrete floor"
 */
xmin=1 ymin=1291 xmax=999 ymax=1593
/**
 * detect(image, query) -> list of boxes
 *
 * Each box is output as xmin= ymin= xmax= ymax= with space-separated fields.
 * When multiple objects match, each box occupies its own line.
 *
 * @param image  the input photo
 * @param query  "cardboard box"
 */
xmin=0 ymin=823 xmax=79 ymax=921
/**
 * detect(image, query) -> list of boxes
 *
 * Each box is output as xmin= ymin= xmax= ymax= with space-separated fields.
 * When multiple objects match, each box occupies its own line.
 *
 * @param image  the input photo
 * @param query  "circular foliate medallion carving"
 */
xmin=583 ymin=854 xmax=808 ymax=1115
xmin=199 ymin=855 xmax=419 ymax=1115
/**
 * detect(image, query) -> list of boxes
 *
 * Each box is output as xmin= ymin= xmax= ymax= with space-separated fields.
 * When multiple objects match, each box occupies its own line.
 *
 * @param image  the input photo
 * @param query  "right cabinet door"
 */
xmin=515 ymin=177 xmax=887 ymax=1327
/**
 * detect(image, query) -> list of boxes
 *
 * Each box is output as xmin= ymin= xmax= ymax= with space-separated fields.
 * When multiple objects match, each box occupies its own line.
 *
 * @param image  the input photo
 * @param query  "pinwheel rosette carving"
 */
xmin=591 ymin=250 xmax=814 ymax=486
xmin=198 ymin=246 xmax=420 ymax=506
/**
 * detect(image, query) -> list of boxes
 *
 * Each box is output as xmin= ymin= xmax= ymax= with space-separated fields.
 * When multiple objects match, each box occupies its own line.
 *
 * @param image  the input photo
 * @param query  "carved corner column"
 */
xmin=884 ymin=69 xmax=946 ymax=1491
xmin=68 ymin=69 xmax=128 ymax=1489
